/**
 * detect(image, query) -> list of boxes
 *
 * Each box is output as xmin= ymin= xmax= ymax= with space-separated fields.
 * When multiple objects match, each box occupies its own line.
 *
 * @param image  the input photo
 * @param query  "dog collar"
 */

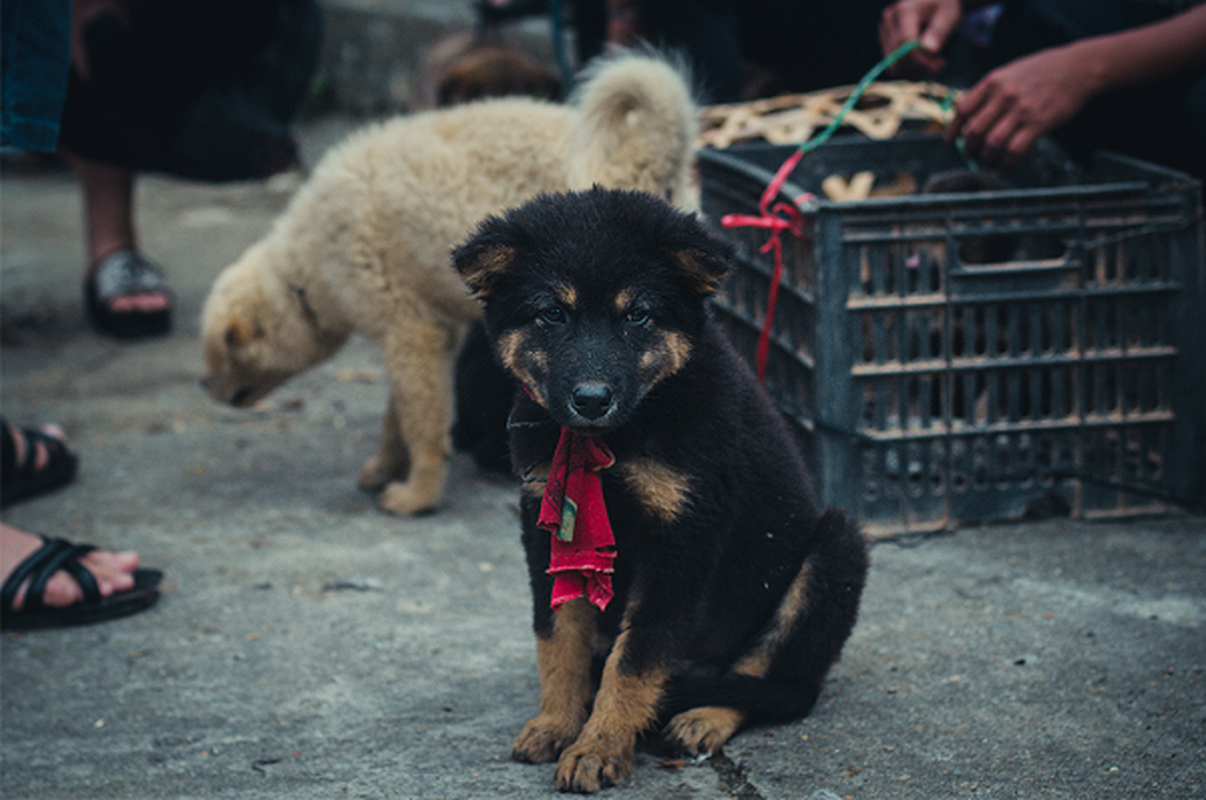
xmin=538 ymin=427 xmax=616 ymax=611
xmin=287 ymin=282 xmax=322 ymax=330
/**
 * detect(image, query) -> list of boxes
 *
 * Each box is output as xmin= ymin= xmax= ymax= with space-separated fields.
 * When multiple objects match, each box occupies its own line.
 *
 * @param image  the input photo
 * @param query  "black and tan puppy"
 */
xmin=453 ymin=188 xmax=868 ymax=793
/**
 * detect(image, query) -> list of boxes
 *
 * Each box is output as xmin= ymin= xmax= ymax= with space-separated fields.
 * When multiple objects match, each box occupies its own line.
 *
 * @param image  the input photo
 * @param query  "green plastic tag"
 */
xmin=557 ymin=497 xmax=578 ymax=542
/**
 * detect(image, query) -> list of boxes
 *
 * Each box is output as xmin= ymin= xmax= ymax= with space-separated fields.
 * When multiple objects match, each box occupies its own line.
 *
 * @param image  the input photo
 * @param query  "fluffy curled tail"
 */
xmin=567 ymin=51 xmax=700 ymax=211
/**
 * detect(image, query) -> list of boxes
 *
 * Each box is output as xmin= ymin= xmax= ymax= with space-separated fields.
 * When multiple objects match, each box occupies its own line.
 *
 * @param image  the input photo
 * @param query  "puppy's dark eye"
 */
xmin=625 ymin=307 xmax=650 ymax=325
xmin=540 ymin=306 xmax=567 ymax=325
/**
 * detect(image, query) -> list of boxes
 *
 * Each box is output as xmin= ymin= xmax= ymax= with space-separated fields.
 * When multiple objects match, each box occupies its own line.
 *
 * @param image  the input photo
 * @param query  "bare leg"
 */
xmin=70 ymin=155 xmax=136 ymax=264
xmin=69 ymin=156 xmax=172 ymax=316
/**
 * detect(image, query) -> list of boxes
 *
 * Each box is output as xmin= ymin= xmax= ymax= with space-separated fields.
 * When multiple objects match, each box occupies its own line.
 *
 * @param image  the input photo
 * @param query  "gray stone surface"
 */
xmin=2 ymin=4 xmax=1204 ymax=796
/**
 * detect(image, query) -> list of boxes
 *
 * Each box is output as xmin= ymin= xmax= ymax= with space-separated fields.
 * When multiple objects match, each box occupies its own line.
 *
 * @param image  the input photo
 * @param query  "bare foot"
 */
xmin=1 ymin=523 xmax=140 ymax=611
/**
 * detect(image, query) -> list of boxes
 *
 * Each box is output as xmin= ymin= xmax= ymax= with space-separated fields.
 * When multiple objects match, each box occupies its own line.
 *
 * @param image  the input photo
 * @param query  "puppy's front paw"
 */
xmin=376 ymin=480 xmax=439 ymax=516
xmin=555 ymin=731 xmax=633 ymax=793
xmin=511 ymin=713 xmax=584 ymax=764
xmin=664 ymin=706 xmax=743 ymax=757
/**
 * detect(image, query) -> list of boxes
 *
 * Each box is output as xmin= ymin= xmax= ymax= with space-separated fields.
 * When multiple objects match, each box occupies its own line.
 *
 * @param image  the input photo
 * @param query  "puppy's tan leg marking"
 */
xmin=374 ymin=321 xmax=457 ymax=515
xmin=665 ymin=560 xmax=815 ymax=756
xmin=665 ymin=706 xmax=744 ymax=756
xmin=555 ymin=630 xmax=669 ymax=792
xmin=358 ymin=392 xmax=410 ymax=490
xmin=731 ymin=559 xmax=814 ymax=680
xmin=617 ymin=458 xmax=692 ymax=523
xmin=513 ymin=598 xmax=597 ymax=764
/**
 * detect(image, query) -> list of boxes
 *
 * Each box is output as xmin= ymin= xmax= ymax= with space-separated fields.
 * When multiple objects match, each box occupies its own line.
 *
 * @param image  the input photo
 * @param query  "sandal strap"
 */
xmin=3 ymin=424 xmax=68 ymax=480
xmin=91 ymin=250 xmax=171 ymax=300
xmin=0 ymin=416 xmax=45 ymax=479
xmin=0 ymin=417 xmax=16 ymax=476
xmin=1 ymin=536 xmax=55 ymax=612
xmin=2 ymin=537 xmax=100 ymax=614
xmin=27 ymin=539 xmax=100 ymax=612
xmin=0 ymin=418 xmax=79 ymax=508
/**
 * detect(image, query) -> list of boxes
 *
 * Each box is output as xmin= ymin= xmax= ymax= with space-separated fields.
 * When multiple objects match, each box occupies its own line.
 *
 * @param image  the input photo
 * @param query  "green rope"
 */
xmin=796 ymin=39 xmax=921 ymax=156
xmin=938 ymin=91 xmax=981 ymax=171
xmin=796 ymin=38 xmax=979 ymax=170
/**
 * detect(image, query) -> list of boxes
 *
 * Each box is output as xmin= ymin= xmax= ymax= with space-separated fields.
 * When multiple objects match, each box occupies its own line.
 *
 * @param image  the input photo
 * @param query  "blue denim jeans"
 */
xmin=1 ymin=0 xmax=72 ymax=152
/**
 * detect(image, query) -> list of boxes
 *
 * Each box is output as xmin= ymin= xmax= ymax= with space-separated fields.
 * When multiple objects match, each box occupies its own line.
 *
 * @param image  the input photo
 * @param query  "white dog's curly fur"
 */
xmin=201 ymin=54 xmax=700 ymax=515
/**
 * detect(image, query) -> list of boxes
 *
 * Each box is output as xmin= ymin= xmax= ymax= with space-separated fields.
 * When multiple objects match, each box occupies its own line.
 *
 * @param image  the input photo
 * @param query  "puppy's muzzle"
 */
xmin=571 ymin=381 xmax=614 ymax=421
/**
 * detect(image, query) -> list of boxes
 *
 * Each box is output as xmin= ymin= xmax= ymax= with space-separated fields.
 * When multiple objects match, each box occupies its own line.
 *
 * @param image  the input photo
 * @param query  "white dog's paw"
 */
xmin=359 ymin=453 xmax=408 ymax=492
xmin=377 ymin=480 xmax=440 ymax=516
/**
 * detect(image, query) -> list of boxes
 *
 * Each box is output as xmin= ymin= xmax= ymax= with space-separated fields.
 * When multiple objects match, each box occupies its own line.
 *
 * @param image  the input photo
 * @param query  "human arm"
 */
xmin=950 ymin=4 xmax=1206 ymax=168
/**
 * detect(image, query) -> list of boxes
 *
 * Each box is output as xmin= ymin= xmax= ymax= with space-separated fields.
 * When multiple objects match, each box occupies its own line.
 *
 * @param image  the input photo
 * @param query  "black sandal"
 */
xmin=1 ymin=418 xmax=79 ymax=507
xmin=1 ymin=537 xmax=163 ymax=631
xmin=85 ymin=250 xmax=174 ymax=339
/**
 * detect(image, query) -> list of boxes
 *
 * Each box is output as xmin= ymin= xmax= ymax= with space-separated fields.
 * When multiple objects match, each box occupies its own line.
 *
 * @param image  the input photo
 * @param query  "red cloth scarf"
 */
xmin=538 ymin=428 xmax=617 ymax=611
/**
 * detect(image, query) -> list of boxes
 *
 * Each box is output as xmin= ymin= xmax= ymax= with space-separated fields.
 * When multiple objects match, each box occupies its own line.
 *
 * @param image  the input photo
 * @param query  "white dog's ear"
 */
xmin=453 ymin=241 xmax=518 ymax=299
xmin=223 ymin=317 xmax=261 ymax=349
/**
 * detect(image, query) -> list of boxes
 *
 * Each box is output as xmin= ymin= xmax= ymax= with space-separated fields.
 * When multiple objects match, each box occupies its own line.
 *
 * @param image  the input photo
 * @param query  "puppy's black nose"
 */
xmin=571 ymin=382 xmax=613 ymax=420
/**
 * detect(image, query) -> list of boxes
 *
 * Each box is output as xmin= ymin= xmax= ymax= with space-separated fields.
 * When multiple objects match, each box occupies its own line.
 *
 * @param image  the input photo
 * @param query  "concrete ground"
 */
xmin=2 ymin=3 xmax=1205 ymax=798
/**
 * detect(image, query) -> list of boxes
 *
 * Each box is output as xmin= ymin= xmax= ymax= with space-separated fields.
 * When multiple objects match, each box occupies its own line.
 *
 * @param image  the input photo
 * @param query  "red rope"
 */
xmin=720 ymin=148 xmax=813 ymax=382
xmin=716 ymin=41 xmax=925 ymax=383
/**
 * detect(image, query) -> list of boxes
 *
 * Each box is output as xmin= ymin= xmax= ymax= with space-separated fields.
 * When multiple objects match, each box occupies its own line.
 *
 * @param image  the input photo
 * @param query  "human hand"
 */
xmin=879 ymin=0 xmax=964 ymax=75
xmin=948 ymin=43 xmax=1102 ymax=168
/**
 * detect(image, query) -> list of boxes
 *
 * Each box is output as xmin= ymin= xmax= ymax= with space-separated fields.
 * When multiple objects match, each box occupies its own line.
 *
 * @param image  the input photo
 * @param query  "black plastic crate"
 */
xmin=700 ymin=135 xmax=1205 ymax=537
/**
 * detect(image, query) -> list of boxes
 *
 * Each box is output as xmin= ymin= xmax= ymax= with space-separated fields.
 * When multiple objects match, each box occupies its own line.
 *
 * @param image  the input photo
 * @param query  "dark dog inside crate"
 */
xmin=454 ymin=187 xmax=868 ymax=793
xmin=922 ymin=170 xmax=1066 ymax=266
xmin=860 ymin=302 xmax=1083 ymax=433
xmin=857 ymin=260 xmax=1166 ymax=515
xmin=858 ymin=170 xmax=1071 ymax=437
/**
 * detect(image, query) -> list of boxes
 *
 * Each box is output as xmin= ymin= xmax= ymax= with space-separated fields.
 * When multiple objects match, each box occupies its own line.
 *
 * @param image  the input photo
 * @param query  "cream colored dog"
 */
xmin=201 ymin=54 xmax=699 ymax=515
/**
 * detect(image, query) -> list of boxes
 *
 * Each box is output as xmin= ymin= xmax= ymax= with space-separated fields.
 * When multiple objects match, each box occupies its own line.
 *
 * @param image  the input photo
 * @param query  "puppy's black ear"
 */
xmin=666 ymin=234 xmax=734 ymax=296
xmin=453 ymin=221 xmax=520 ymax=299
